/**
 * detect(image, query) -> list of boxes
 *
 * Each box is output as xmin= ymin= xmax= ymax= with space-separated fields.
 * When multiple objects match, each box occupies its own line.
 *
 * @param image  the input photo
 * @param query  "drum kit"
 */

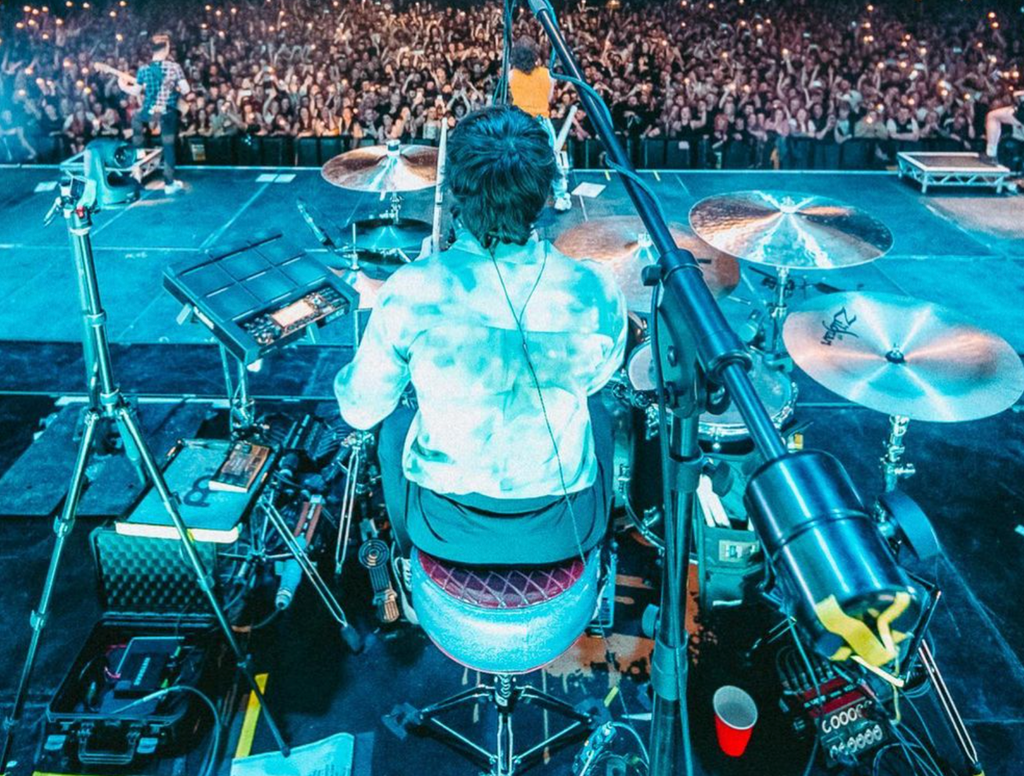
xmin=314 ymin=139 xmax=1024 ymax=540
xmin=556 ymin=190 xmax=1024 ymax=541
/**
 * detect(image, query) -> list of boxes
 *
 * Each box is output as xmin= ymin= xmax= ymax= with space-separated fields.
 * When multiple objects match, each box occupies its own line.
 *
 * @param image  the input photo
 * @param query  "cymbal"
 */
xmin=322 ymin=142 xmax=438 ymax=193
xmin=554 ymin=216 xmax=740 ymax=311
xmin=349 ymin=217 xmax=431 ymax=257
xmin=783 ymin=292 xmax=1024 ymax=422
xmin=689 ymin=191 xmax=893 ymax=270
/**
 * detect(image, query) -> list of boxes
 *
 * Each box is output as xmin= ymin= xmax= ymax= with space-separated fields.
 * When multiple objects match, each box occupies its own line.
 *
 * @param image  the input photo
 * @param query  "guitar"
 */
xmin=93 ymin=62 xmax=190 ymax=115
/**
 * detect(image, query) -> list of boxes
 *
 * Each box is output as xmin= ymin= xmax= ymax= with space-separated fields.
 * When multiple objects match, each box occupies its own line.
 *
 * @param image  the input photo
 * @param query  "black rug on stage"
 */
xmin=0 ymin=397 xmax=1021 ymax=776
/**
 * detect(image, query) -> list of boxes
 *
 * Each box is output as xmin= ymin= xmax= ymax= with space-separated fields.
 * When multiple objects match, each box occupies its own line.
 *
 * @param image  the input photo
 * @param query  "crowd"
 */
xmin=1 ymin=0 xmax=1022 ymax=168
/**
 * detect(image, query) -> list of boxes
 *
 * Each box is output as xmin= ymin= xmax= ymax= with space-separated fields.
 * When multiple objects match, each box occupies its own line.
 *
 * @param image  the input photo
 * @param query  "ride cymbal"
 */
xmin=689 ymin=191 xmax=893 ymax=270
xmin=783 ymin=291 xmax=1024 ymax=422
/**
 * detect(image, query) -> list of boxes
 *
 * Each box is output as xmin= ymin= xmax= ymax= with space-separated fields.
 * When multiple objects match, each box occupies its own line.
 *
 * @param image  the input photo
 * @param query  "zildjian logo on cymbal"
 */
xmin=820 ymin=307 xmax=858 ymax=346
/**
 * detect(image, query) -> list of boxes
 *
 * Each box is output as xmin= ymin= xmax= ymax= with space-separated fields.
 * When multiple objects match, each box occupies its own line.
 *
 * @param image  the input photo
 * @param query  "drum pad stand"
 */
xmin=0 ymin=176 xmax=290 ymax=771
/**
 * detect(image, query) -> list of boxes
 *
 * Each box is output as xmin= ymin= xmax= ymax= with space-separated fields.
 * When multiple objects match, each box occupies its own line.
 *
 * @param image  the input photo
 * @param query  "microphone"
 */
xmin=274 ymin=501 xmax=322 ymax=610
xmin=296 ymin=199 xmax=337 ymax=251
xmin=274 ymin=535 xmax=306 ymax=610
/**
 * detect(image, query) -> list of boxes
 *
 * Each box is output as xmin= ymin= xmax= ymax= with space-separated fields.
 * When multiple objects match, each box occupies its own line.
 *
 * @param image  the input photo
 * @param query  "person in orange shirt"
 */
xmin=509 ymin=39 xmax=572 ymax=212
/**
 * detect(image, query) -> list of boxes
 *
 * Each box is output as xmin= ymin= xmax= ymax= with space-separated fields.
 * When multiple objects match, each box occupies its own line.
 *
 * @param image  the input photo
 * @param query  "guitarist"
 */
xmin=117 ymin=35 xmax=190 ymax=194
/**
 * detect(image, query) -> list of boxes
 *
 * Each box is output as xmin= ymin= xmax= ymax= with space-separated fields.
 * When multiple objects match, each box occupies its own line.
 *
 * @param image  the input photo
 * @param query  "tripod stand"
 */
xmin=0 ymin=176 xmax=289 ymax=771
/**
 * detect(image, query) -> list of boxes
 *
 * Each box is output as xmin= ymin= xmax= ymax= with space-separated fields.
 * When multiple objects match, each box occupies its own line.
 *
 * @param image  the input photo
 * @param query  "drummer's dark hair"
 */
xmin=446 ymin=105 xmax=555 ymax=247
xmin=510 ymin=39 xmax=540 ymax=74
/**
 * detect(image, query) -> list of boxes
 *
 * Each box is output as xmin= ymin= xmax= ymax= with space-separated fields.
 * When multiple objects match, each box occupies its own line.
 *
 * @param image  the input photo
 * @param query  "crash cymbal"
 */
xmin=689 ymin=191 xmax=893 ymax=270
xmin=783 ymin=292 xmax=1024 ymax=422
xmin=554 ymin=216 xmax=740 ymax=311
xmin=322 ymin=141 xmax=438 ymax=193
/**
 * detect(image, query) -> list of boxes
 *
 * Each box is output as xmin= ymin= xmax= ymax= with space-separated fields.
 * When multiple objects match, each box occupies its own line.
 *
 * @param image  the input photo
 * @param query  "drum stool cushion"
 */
xmin=412 ymin=548 xmax=601 ymax=675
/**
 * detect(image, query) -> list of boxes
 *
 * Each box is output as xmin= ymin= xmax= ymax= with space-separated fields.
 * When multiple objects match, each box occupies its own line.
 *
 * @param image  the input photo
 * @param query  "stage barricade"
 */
xmin=259 ymin=136 xmax=293 ymax=166
xmin=786 ymin=137 xmax=814 ymax=169
xmin=296 ymin=137 xmax=320 ymax=166
xmin=183 ymin=137 xmax=207 ymax=164
xmin=663 ymin=140 xmax=693 ymax=169
xmin=923 ymin=138 xmax=963 ymax=153
xmin=319 ymin=137 xmax=343 ymax=164
xmin=205 ymin=136 xmax=237 ymax=165
xmin=723 ymin=141 xmax=755 ymax=170
xmin=813 ymin=142 xmax=841 ymax=170
xmin=640 ymin=139 xmax=667 ymax=169
xmin=840 ymin=139 xmax=875 ymax=169
xmin=38 ymin=128 xmax=929 ymax=172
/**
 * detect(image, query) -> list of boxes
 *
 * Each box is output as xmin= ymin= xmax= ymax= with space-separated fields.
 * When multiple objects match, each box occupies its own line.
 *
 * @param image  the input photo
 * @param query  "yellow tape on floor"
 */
xmin=233 ymin=673 xmax=269 ymax=761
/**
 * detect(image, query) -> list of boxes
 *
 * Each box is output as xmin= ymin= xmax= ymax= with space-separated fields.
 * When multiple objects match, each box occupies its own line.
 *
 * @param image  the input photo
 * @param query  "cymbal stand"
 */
xmin=0 ymin=177 xmax=290 ymax=773
xmin=766 ymin=266 xmax=795 ymax=363
xmin=333 ymin=431 xmax=376 ymax=575
xmin=881 ymin=414 xmax=915 ymax=493
xmin=219 ymin=344 xmax=259 ymax=436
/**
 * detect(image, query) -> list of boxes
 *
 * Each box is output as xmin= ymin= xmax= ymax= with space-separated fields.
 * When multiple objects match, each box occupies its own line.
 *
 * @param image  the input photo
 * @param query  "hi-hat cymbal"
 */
xmin=322 ymin=142 xmax=438 ymax=193
xmin=689 ymin=191 xmax=893 ymax=270
xmin=554 ymin=216 xmax=740 ymax=311
xmin=783 ymin=292 xmax=1024 ymax=422
xmin=349 ymin=217 xmax=431 ymax=256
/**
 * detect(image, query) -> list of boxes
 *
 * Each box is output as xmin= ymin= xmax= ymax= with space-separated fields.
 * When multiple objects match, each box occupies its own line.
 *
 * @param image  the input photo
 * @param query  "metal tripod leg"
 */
xmin=0 ymin=411 xmax=100 ymax=770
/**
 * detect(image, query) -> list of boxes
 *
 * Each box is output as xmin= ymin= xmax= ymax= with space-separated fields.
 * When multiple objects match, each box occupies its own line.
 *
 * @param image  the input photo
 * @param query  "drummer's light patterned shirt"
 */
xmin=335 ymin=230 xmax=628 ymax=499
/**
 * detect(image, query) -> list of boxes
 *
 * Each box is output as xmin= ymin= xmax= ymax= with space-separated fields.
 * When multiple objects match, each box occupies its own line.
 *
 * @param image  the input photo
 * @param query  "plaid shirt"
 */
xmin=137 ymin=60 xmax=185 ymax=118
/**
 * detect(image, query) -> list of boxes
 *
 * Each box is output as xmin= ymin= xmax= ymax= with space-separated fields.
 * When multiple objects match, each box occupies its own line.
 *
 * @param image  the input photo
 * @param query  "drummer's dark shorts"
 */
xmin=378 ymin=398 xmax=613 ymax=566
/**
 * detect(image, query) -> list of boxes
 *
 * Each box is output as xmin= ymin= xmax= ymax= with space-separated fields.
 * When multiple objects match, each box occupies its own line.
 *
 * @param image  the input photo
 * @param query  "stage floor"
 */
xmin=0 ymin=165 xmax=1023 ymax=348
xmin=0 ymin=165 xmax=1022 ymax=776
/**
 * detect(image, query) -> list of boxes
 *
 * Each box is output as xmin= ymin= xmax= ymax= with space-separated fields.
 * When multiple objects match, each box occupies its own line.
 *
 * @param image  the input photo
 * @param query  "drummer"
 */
xmin=334 ymin=105 xmax=628 ymax=570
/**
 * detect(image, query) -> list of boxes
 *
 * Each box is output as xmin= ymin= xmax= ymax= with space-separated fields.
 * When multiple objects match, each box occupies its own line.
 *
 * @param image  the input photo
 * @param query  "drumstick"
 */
xmin=431 ymin=122 xmax=448 ymax=254
xmin=554 ymin=105 xmax=578 ymax=154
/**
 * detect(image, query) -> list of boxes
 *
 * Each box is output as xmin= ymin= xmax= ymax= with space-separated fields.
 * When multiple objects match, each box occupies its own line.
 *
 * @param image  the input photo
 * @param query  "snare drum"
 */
xmin=625 ymin=341 xmax=797 ymax=456
xmin=699 ymin=357 xmax=796 ymax=455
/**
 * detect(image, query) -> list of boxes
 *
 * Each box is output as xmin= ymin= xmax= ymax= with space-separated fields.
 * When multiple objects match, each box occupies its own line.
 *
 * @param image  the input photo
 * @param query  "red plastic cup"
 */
xmin=713 ymin=685 xmax=758 ymax=757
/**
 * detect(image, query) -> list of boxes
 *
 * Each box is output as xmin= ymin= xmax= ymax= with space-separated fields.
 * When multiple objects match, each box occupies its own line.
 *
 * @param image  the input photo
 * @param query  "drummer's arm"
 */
xmin=334 ymin=286 xmax=411 ymax=430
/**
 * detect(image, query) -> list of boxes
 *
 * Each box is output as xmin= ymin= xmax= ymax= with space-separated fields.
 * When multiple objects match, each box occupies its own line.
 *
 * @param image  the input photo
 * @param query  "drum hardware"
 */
xmin=881 ymin=414 xmax=915 ymax=493
xmin=331 ymin=431 xmax=379 ymax=576
xmin=766 ymin=265 xmax=795 ymax=360
xmin=359 ymin=539 xmax=400 ymax=625
xmin=255 ymin=491 xmax=362 ymax=651
xmin=218 ymin=344 xmax=260 ymax=437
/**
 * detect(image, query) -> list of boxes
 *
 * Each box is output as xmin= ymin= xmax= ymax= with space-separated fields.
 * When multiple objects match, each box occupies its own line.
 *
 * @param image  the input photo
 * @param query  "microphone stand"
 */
xmin=526 ymin=3 xmax=786 ymax=775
